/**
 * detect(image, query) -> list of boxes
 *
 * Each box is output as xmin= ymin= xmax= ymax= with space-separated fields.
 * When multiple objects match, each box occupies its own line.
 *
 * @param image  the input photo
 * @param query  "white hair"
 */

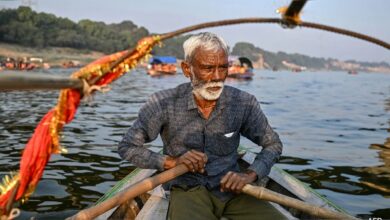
xmin=183 ymin=32 xmax=229 ymax=62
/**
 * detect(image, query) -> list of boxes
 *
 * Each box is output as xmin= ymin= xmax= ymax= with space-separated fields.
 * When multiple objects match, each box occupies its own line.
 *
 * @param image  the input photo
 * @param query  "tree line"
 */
xmin=0 ymin=6 xmax=149 ymax=54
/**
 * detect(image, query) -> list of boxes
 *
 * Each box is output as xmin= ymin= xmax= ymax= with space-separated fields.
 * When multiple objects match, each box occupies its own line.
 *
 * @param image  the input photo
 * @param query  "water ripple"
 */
xmin=1 ymin=69 xmax=389 ymax=218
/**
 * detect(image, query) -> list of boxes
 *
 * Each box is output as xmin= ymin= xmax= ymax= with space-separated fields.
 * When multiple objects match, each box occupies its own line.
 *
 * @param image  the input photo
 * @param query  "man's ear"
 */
xmin=181 ymin=61 xmax=191 ymax=78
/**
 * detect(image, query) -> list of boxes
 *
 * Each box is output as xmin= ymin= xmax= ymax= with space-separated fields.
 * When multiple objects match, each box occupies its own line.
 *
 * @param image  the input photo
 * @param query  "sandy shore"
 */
xmin=0 ymin=43 xmax=105 ymax=67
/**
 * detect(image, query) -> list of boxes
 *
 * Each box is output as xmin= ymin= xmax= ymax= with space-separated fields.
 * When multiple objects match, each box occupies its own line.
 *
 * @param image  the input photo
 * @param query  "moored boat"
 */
xmin=147 ymin=56 xmax=177 ymax=77
xmin=94 ymin=147 xmax=350 ymax=220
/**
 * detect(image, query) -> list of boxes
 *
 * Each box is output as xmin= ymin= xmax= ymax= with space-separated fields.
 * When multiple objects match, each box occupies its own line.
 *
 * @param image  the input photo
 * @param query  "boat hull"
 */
xmin=95 ymin=148 xmax=349 ymax=220
xmin=227 ymin=72 xmax=254 ymax=80
xmin=147 ymin=70 xmax=176 ymax=77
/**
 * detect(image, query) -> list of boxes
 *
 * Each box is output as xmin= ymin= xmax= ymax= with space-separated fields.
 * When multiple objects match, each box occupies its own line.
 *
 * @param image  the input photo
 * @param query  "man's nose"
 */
xmin=212 ymin=67 xmax=226 ymax=81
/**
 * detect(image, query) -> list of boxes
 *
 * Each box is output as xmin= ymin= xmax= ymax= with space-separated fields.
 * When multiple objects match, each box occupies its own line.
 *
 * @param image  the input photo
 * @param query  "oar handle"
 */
xmin=242 ymin=184 xmax=357 ymax=220
xmin=67 ymin=164 xmax=189 ymax=220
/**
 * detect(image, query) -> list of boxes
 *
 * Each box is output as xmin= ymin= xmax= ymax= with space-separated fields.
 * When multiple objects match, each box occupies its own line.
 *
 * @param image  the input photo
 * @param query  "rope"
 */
xmin=160 ymin=18 xmax=281 ymax=40
xmin=0 ymin=208 xmax=20 ymax=220
xmin=158 ymin=17 xmax=389 ymax=50
xmin=300 ymin=21 xmax=390 ymax=50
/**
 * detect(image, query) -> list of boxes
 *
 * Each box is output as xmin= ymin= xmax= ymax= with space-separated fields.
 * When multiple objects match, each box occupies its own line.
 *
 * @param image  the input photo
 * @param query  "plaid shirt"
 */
xmin=118 ymin=82 xmax=283 ymax=201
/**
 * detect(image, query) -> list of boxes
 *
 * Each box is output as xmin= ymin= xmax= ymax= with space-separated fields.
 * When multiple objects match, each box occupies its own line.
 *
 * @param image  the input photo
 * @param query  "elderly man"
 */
xmin=118 ymin=32 xmax=284 ymax=219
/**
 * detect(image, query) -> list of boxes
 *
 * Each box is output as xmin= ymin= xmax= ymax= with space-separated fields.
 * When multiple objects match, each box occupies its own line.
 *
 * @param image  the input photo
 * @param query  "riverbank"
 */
xmin=1 ymin=42 xmax=389 ymax=73
xmin=0 ymin=43 xmax=105 ymax=68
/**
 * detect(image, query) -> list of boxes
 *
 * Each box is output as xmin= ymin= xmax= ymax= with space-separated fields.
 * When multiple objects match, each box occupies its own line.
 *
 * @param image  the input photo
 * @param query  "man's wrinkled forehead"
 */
xmin=192 ymin=47 xmax=228 ymax=64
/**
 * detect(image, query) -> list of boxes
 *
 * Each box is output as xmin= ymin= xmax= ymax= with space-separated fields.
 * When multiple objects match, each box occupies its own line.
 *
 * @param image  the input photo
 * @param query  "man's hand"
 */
xmin=164 ymin=150 xmax=208 ymax=173
xmin=220 ymin=170 xmax=257 ymax=193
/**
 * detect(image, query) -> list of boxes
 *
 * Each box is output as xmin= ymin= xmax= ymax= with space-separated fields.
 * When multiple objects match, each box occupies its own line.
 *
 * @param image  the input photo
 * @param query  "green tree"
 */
xmin=0 ymin=7 xmax=150 ymax=53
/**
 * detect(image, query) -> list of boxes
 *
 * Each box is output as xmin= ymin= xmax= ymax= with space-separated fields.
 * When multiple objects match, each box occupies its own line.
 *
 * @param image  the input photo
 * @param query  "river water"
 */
xmin=0 ymin=69 xmax=389 ymax=219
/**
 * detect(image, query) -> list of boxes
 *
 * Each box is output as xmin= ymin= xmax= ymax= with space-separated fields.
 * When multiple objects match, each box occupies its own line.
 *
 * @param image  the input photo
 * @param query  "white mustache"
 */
xmin=204 ymin=81 xmax=224 ymax=89
xmin=193 ymin=81 xmax=224 ymax=101
xmin=190 ymin=68 xmax=224 ymax=100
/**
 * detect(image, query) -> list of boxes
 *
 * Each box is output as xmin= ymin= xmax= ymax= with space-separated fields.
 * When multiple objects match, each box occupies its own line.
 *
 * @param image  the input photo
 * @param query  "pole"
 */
xmin=0 ymin=72 xmax=83 ymax=91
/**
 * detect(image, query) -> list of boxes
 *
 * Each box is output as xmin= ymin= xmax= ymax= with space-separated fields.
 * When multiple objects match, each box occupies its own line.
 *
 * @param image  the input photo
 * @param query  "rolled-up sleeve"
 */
xmin=240 ymin=95 xmax=283 ymax=179
xmin=118 ymin=94 xmax=166 ymax=170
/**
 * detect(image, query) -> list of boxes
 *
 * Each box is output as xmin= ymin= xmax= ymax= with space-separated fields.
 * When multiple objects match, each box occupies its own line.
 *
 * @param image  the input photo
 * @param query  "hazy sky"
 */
xmin=1 ymin=0 xmax=389 ymax=63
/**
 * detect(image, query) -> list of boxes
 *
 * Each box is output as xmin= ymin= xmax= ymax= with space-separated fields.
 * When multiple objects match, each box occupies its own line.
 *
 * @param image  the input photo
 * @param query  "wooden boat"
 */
xmin=348 ymin=70 xmax=358 ymax=75
xmin=147 ymin=56 xmax=177 ymax=77
xmin=228 ymin=72 xmax=254 ymax=80
xmin=228 ymin=56 xmax=254 ymax=80
xmin=93 ymin=147 xmax=350 ymax=219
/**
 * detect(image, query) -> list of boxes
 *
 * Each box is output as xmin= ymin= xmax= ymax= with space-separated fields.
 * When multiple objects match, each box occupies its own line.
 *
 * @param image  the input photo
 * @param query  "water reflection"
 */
xmin=359 ymin=97 xmax=390 ymax=198
xmin=0 ymin=69 xmax=389 ymax=218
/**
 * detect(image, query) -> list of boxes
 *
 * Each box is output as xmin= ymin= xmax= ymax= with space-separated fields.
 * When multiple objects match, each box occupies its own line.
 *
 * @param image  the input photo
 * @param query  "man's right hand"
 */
xmin=164 ymin=150 xmax=208 ymax=173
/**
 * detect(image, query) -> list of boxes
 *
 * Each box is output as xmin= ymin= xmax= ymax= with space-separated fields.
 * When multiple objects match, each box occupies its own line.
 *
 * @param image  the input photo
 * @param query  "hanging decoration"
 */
xmin=0 ymin=35 xmax=161 ymax=216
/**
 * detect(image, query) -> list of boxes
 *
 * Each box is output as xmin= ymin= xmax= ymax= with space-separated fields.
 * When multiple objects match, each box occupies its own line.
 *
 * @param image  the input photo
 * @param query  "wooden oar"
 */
xmin=68 ymin=165 xmax=354 ymax=220
xmin=67 ymin=164 xmax=188 ymax=220
xmin=242 ymin=184 xmax=356 ymax=219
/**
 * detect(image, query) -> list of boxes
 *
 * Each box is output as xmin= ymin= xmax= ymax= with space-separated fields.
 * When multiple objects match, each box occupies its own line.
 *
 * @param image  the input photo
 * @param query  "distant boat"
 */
xmin=282 ymin=60 xmax=306 ymax=72
xmin=147 ymin=56 xmax=177 ymax=77
xmin=348 ymin=70 xmax=358 ymax=75
xmin=228 ymin=56 xmax=254 ymax=80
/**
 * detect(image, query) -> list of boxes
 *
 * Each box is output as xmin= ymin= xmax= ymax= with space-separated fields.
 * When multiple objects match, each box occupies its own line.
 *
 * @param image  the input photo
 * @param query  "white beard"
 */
xmin=191 ymin=70 xmax=224 ymax=101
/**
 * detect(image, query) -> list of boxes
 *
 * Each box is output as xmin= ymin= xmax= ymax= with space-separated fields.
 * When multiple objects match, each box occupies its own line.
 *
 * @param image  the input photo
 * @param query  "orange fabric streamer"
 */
xmin=0 ymin=35 xmax=160 ymax=216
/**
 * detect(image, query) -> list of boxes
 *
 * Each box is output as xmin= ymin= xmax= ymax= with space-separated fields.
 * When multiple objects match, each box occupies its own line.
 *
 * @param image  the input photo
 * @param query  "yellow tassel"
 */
xmin=0 ymin=172 xmax=19 ymax=196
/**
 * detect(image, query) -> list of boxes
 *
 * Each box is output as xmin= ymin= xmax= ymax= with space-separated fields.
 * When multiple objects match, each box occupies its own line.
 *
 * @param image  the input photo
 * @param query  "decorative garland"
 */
xmin=0 ymin=35 xmax=160 ymax=216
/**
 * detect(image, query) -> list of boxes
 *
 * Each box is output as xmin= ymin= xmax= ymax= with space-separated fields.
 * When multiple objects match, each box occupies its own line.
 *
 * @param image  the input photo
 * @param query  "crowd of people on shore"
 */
xmin=0 ymin=57 xmax=83 ymax=71
xmin=0 ymin=57 xmax=44 ymax=71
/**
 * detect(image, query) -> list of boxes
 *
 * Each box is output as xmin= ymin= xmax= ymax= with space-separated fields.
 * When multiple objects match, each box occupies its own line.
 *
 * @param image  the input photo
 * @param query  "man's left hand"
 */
xmin=220 ymin=170 xmax=257 ymax=193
